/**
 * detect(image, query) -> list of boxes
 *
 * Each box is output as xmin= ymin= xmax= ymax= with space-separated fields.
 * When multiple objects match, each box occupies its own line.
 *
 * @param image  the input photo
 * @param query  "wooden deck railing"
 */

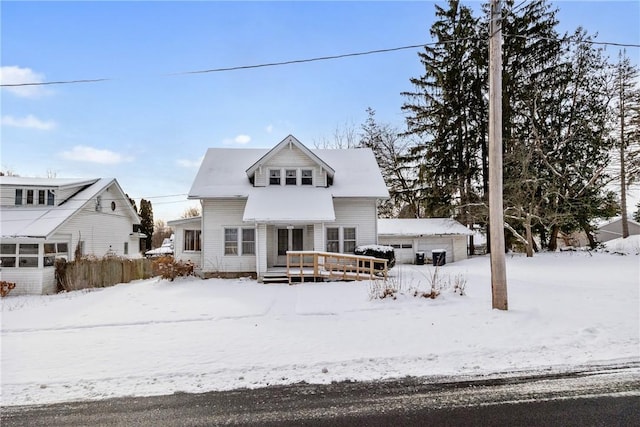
xmin=286 ymin=251 xmax=388 ymax=284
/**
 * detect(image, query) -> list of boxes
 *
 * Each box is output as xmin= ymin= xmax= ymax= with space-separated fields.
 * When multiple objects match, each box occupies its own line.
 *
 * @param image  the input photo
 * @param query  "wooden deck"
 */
xmin=285 ymin=251 xmax=388 ymax=284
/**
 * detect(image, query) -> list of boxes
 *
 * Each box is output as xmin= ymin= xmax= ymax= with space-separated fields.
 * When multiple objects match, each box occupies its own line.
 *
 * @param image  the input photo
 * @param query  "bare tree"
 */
xmin=313 ymin=120 xmax=358 ymax=149
xmin=182 ymin=205 xmax=201 ymax=218
xmin=151 ymin=219 xmax=173 ymax=249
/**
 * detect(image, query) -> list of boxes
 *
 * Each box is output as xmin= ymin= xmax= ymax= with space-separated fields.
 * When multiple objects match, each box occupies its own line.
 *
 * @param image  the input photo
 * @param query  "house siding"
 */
xmin=172 ymin=219 xmax=203 ymax=270
xmin=0 ymin=267 xmax=46 ymax=295
xmin=201 ymin=198 xmax=256 ymax=274
xmin=55 ymin=196 xmax=139 ymax=259
xmin=331 ymin=198 xmax=378 ymax=250
xmin=254 ymin=145 xmax=326 ymax=187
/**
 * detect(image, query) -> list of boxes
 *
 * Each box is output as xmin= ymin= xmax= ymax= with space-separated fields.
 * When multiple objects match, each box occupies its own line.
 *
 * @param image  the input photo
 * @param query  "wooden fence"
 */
xmin=56 ymin=257 xmax=155 ymax=291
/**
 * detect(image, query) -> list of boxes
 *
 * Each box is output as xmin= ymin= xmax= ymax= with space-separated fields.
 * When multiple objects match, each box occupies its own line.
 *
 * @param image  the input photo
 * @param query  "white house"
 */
xmin=377 ymin=218 xmax=472 ymax=264
xmin=172 ymin=135 xmax=389 ymax=280
xmin=0 ymin=177 xmax=143 ymax=295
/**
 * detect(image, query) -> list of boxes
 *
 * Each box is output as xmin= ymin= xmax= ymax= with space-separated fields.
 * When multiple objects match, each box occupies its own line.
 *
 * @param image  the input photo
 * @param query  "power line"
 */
xmin=2 ymin=36 xmax=637 ymax=89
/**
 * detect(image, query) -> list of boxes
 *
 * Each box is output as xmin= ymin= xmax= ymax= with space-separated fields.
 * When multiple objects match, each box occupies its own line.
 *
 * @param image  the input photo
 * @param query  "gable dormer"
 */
xmin=245 ymin=135 xmax=335 ymax=188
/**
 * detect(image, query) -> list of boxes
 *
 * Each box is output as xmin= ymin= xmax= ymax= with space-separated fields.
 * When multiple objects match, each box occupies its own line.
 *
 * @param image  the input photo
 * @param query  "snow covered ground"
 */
xmin=1 ymin=241 xmax=638 ymax=407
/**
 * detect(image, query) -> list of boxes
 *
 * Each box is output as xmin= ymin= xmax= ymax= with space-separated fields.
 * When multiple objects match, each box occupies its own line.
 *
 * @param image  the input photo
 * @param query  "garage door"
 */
xmin=417 ymin=237 xmax=454 ymax=261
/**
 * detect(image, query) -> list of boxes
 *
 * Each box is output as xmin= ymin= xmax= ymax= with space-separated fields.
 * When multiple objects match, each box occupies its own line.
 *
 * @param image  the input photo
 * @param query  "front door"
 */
xmin=276 ymin=228 xmax=303 ymax=266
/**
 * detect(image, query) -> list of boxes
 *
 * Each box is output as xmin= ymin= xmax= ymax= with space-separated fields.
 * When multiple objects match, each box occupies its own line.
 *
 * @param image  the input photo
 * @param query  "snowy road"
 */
xmin=2 ymin=362 xmax=639 ymax=426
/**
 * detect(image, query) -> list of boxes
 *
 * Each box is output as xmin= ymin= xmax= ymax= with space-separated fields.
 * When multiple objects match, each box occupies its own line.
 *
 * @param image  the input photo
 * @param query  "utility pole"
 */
xmin=489 ymin=0 xmax=508 ymax=310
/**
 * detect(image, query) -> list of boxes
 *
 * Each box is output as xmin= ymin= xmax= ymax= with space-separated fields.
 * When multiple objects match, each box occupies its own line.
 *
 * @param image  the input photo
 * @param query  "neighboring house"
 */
xmin=377 ymin=218 xmax=472 ymax=264
xmin=595 ymin=217 xmax=640 ymax=243
xmin=145 ymin=234 xmax=175 ymax=258
xmin=173 ymin=135 xmax=388 ymax=280
xmin=0 ymin=177 xmax=144 ymax=295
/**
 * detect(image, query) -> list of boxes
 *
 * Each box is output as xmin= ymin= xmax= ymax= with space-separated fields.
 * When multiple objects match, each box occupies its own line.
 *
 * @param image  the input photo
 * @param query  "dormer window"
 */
xmin=285 ymin=169 xmax=297 ymax=185
xmin=301 ymin=169 xmax=313 ymax=186
xmin=269 ymin=169 xmax=281 ymax=185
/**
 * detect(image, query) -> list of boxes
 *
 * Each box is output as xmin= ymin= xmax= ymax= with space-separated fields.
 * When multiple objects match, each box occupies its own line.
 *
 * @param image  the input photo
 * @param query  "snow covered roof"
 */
xmin=243 ymin=187 xmax=335 ymax=223
xmin=245 ymin=135 xmax=335 ymax=178
xmin=378 ymin=218 xmax=473 ymax=237
xmin=0 ymin=176 xmax=98 ymax=188
xmin=1 ymin=178 xmax=139 ymax=239
xmin=188 ymin=137 xmax=388 ymax=199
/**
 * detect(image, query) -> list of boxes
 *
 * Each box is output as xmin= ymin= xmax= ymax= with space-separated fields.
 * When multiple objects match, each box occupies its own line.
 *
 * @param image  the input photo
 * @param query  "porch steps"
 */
xmin=261 ymin=271 xmax=289 ymax=284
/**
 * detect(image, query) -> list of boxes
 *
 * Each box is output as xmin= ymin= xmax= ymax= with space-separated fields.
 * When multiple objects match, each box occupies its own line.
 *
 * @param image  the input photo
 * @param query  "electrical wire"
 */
xmin=2 ymin=36 xmax=637 ymax=89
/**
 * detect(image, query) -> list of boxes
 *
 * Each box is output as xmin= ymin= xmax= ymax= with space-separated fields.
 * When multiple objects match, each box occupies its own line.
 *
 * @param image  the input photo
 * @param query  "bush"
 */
xmin=354 ymin=245 xmax=396 ymax=269
xmin=152 ymin=256 xmax=194 ymax=281
xmin=0 ymin=281 xmax=16 ymax=297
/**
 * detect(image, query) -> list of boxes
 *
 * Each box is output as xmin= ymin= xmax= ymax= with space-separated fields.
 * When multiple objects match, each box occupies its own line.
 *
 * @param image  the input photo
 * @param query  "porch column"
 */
xmin=313 ymin=223 xmax=324 ymax=252
xmin=256 ymin=223 xmax=268 ymax=277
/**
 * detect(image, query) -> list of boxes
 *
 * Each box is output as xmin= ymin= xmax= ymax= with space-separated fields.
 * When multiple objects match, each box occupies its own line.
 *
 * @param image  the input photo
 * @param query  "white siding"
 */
xmin=0 ymin=268 xmax=45 ymax=295
xmin=331 ymin=198 xmax=378 ymax=250
xmin=253 ymin=144 xmax=327 ymax=187
xmin=54 ymin=193 xmax=139 ymax=260
xmin=201 ymin=198 xmax=256 ymax=274
xmin=172 ymin=220 xmax=203 ymax=269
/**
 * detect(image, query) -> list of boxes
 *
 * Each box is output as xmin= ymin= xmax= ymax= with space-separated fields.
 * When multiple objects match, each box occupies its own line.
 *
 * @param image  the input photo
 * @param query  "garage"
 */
xmin=378 ymin=218 xmax=472 ymax=264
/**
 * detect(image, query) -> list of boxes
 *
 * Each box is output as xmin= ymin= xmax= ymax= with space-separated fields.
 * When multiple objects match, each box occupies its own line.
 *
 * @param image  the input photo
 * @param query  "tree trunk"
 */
xmin=548 ymin=225 xmax=560 ymax=251
xmin=525 ymin=214 xmax=534 ymax=257
xmin=580 ymin=220 xmax=597 ymax=249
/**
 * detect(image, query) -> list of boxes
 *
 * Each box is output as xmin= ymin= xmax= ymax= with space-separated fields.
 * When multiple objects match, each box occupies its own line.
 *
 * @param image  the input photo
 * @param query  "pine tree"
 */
xmin=139 ymin=199 xmax=154 ymax=251
xmin=402 ymin=0 xmax=486 ymax=225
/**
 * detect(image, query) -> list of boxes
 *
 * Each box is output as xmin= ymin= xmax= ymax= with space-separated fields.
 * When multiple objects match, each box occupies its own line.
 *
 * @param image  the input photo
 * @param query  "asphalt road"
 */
xmin=2 ymin=362 xmax=639 ymax=426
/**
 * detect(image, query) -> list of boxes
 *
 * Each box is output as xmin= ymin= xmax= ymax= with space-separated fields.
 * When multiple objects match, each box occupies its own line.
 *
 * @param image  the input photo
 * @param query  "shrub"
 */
xmin=0 ymin=281 xmax=16 ymax=297
xmin=354 ymin=245 xmax=396 ymax=269
xmin=152 ymin=256 xmax=194 ymax=281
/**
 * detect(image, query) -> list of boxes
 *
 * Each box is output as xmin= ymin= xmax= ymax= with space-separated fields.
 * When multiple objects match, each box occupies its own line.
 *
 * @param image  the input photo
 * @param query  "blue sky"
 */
xmin=2 ymin=1 xmax=639 ymax=221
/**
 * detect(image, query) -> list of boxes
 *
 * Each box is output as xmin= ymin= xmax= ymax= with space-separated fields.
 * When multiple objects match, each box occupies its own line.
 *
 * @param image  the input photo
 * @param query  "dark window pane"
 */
xmin=0 ymin=256 xmax=16 ymax=267
xmin=44 ymin=243 xmax=56 ymax=254
xmin=1 ymin=244 xmax=17 ymax=254
xmin=19 ymin=244 xmax=39 ymax=255
xmin=15 ymin=189 xmax=23 ymax=205
xmin=19 ymin=257 xmax=38 ymax=267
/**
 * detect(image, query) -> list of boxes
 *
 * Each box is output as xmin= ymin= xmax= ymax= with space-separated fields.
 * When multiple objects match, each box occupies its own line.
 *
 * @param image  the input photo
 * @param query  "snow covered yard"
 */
xmin=1 ymin=249 xmax=638 ymax=407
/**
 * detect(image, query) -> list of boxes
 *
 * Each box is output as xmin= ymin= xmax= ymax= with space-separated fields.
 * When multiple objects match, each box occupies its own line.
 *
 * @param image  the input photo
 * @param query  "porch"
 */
xmin=262 ymin=251 xmax=388 ymax=284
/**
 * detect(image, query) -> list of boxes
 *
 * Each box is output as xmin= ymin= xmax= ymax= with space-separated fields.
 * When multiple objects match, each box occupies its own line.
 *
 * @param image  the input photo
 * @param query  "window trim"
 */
xmin=325 ymin=226 xmax=357 ymax=253
xmin=301 ymin=169 xmax=313 ymax=186
xmin=224 ymin=227 xmax=256 ymax=256
xmin=269 ymin=169 xmax=281 ymax=186
xmin=184 ymin=229 xmax=202 ymax=252
xmin=285 ymin=169 xmax=297 ymax=185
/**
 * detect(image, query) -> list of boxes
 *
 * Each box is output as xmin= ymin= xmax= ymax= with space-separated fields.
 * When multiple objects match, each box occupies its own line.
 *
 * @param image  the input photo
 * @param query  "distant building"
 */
xmin=595 ymin=217 xmax=640 ymax=243
xmin=0 ymin=177 xmax=144 ymax=294
xmin=145 ymin=234 xmax=174 ymax=257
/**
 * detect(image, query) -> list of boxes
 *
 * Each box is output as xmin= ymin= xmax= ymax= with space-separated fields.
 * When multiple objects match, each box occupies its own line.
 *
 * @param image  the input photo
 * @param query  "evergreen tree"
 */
xmin=634 ymin=201 xmax=640 ymax=223
xmin=402 ymin=0 xmax=486 ymax=226
xmin=139 ymin=199 xmax=154 ymax=251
